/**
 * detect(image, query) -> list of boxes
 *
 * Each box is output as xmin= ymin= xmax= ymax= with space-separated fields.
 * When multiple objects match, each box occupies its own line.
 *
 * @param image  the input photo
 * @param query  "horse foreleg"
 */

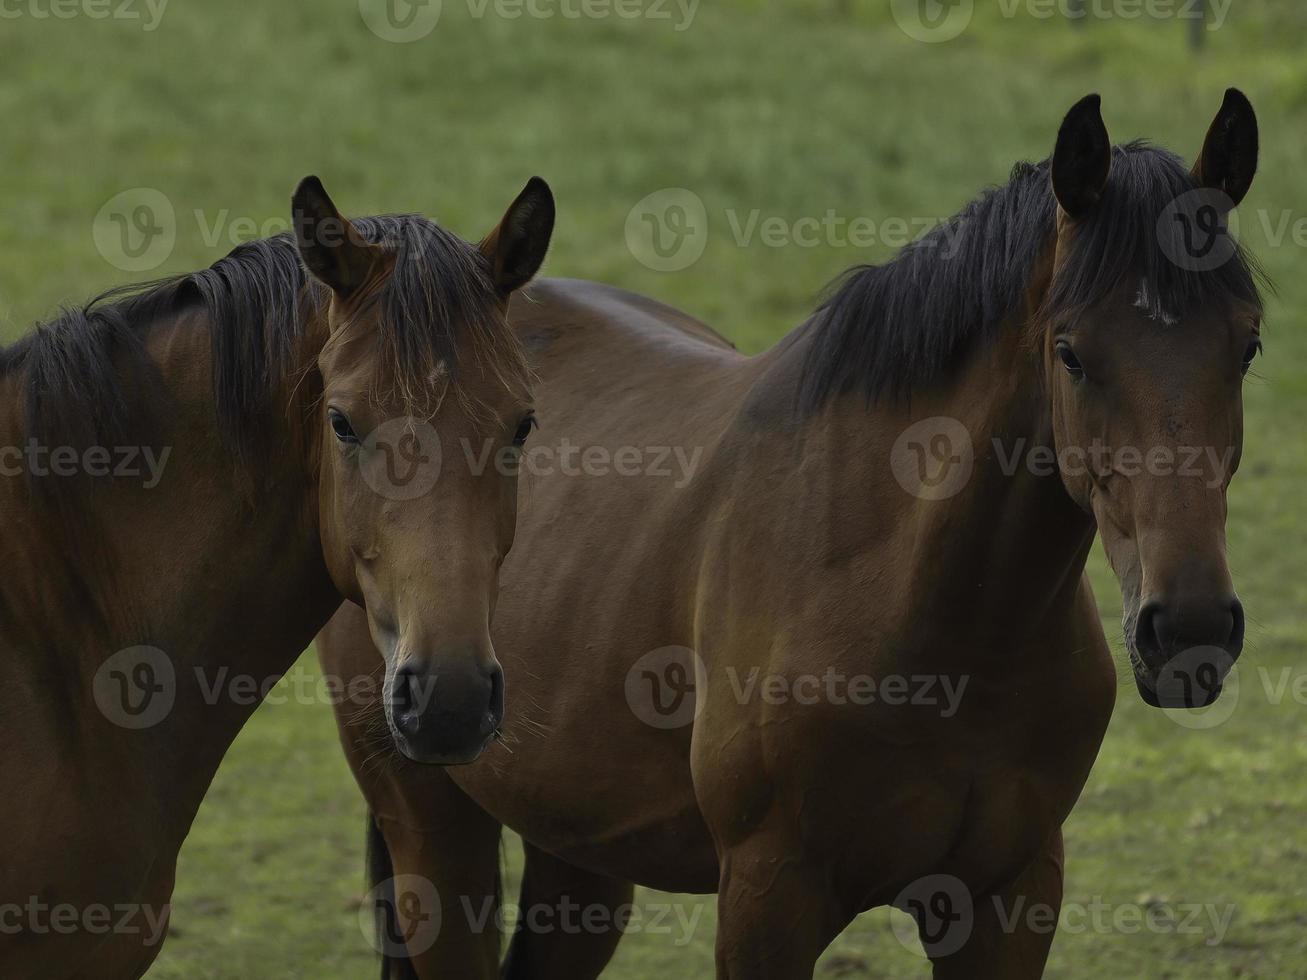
xmin=499 ymin=842 xmax=634 ymax=980
xmin=713 ymin=833 xmax=854 ymax=980
xmin=929 ymin=829 xmax=1064 ymax=980
xmin=365 ymin=769 xmax=504 ymax=980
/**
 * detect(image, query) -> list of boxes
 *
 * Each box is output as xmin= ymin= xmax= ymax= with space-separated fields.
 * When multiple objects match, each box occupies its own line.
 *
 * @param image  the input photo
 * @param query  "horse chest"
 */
xmin=698 ymin=633 xmax=1115 ymax=908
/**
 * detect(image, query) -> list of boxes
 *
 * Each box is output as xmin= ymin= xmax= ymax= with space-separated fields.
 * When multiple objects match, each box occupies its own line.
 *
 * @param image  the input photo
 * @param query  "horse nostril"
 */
xmin=1228 ymin=598 xmax=1246 ymax=652
xmin=1134 ymin=600 xmax=1167 ymax=667
xmin=390 ymin=665 xmax=423 ymax=735
xmin=487 ymin=663 xmax=505 ymax=724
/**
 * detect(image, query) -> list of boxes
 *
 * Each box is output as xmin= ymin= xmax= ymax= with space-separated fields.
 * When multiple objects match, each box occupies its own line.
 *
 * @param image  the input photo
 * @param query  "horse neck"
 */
xmin=911 ymin=324 xmax=1096 ymax=628
xmin=773 ymin=312 xmax=1097 ymax=651
xmin=0 ymin=306 xmax=339 ymax=828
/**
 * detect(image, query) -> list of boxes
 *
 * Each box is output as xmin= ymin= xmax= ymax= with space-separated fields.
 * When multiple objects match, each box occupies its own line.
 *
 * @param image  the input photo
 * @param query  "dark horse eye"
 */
xmin=328 ymin=408 xmax=358 ymax=444
xmin=1056 ymin=343 xmax=1085 ymax=380
xmin=513 ymin=413 xmax=537 ymax=447
xmin=1241 ymin=339 xmax=1261 ymax=375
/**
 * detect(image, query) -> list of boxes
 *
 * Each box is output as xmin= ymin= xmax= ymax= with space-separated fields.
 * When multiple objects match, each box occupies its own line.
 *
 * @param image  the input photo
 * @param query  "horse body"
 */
xmin=0 ymin=178 xmax=555 ymax=979
xmin=0 ymin=307 xmax=340 ymax=978
xmin=325 ymin=277 xmax=1117 ymax=976
xmin=487 ymin=276 xmax=1115 ymax=892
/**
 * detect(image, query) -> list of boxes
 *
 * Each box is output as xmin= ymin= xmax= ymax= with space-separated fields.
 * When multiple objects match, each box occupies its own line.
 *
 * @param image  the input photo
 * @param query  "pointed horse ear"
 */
xmin=1051 ymin=93 xmax=1111 ymax=220
xmin=480 ymin=177 xmax=555 ymax=296
xmin=1192 ymin=88 xmax=1258 ymax=209
xmin=291 ymin=176 xmax=379 ymax=296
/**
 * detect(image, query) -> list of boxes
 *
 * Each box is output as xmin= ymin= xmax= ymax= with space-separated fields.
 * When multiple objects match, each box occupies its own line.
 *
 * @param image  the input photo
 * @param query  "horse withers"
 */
xmin=319 ymin=91 xmax=1262 ymax=978
xmin=0 ymin=176 xmax=552 ymax=978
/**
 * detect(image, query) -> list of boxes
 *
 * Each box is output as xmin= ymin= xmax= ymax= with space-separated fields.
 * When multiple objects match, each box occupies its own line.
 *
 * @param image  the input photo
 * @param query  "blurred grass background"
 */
xmin=2 ymin=0 xmax=1306 ymax=976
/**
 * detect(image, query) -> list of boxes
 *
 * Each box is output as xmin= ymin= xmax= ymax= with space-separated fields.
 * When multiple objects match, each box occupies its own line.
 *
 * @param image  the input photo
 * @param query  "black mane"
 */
xmin=0 ymin=214 xmax=522 ymax=458
xmin=797 ymin=142 xmax=1266 ymax=410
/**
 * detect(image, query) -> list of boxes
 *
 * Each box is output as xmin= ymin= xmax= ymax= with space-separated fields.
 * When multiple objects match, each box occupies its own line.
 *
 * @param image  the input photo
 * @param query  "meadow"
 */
xmin=2 ymin=0 xmax=1306 ymax=976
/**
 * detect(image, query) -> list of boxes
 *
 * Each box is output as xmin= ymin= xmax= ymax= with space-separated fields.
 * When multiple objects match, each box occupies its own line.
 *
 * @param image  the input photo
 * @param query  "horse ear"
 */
xmin=1192 ymin=88 xmax=1258 ymax=208
xmin=480 ymin=177 xmax=555 ymax=295
xmin=291 ymin=176 xmax=376 ymax=296
xmin=1051 ymin=94 xmax=1111 ymax=219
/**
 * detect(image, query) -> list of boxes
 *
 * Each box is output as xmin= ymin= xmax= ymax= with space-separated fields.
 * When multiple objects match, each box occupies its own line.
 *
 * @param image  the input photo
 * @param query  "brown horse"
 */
xmin=0 ymin=176 xmax=553 ymax=978
xmin=319 ymin=91 xmax=1264 ymax=978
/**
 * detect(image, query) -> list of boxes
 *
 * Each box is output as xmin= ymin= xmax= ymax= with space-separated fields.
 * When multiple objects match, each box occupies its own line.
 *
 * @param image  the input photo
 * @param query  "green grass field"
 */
xmin=3 ymin=0 xmax=1307 ymax=976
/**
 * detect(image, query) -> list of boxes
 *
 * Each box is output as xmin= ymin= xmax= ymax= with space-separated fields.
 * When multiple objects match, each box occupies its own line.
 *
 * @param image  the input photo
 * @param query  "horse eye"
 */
xmin=513 ymin=413 xmax=537 ymax=447
xmin=328 ymin=408 xmax=358 ymax=444
xmin=1241 ymin=339 xmax=1261 ymax=375
xmin=1056 ymin=343 xmax=1085 ymax=380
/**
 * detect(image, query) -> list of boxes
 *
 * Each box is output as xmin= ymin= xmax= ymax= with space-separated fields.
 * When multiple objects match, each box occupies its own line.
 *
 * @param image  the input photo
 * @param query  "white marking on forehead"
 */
xmin=1134 ymin=278 xmax=1178 ymax=326
xmin=427 ymin=360 xmax=450 ymax=386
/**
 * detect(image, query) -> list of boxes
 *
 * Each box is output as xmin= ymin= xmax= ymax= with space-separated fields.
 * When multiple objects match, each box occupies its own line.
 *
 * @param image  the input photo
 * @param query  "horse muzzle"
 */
xmin=387 ymin=649 xmax=504 ymax=764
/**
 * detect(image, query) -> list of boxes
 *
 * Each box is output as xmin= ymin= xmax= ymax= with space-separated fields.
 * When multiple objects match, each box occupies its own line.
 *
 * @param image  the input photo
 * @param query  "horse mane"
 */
xmin=797 ymin=141 xmax=1267 ymax=411
xmin=0 ymin=214 xmax=525 ymax=460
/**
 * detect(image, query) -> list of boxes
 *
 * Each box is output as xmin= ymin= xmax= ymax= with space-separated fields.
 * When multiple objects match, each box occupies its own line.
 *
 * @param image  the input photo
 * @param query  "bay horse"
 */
xmin=319 ymin=91 xmax=1264 ymax=978
xmin=0 ymin=175 xmax=554 ymax=978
